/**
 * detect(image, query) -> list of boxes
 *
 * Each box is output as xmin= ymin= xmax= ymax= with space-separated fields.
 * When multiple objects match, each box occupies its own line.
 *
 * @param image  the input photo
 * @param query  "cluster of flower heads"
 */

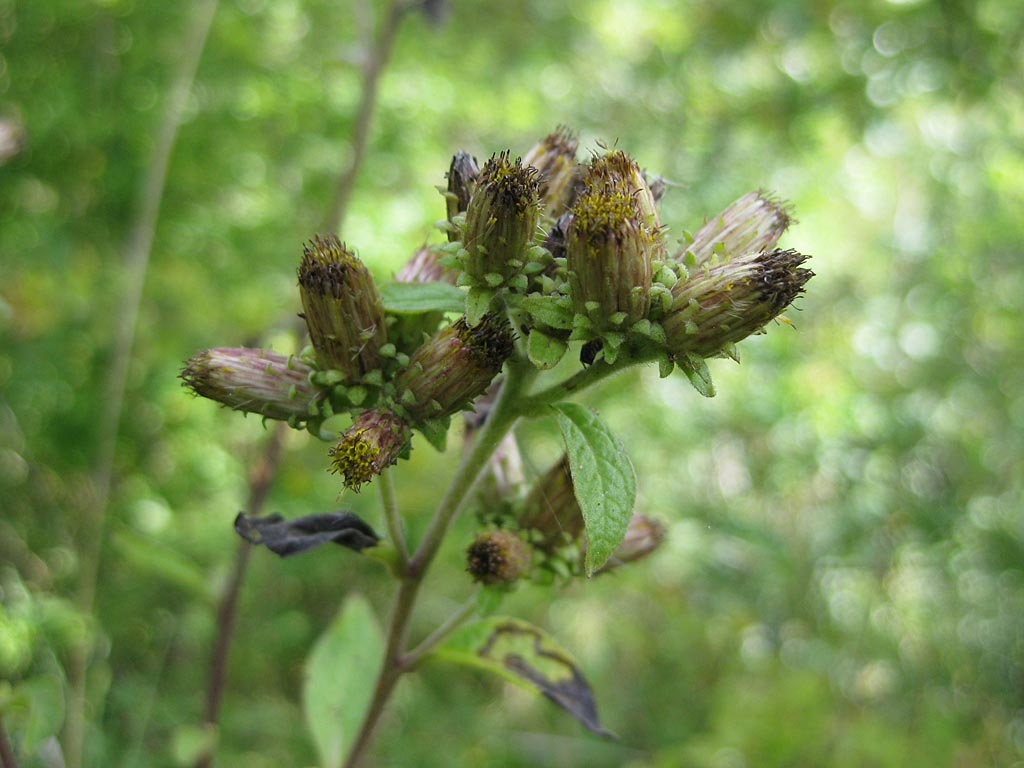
xmin=182 ymin=127 xmax=813 ymax=580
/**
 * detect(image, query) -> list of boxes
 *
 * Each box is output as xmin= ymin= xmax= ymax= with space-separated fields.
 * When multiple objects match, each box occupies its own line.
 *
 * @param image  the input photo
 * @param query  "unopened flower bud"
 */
xmin=446 ymin=151 xmax=480 ymax=238
xmin=329 ymin=407 xmax=411 ymax=491
xmin=663 ymin=248 xmax=813 ymax=358
xmin=462 ymin=151 xmax=540 ymax=284
xmin=394 ymin=314 xmax=514 ymax=422
xmin=180 ymin=347 xmax=320 ymax=423
xmin=396 ymin=244 xmax=457 ymax=285
xmin=466 ymin=529 xmax=531 ymax=585
xmin=523 ymin=127 xmax=580 ymax=220
xmin=519 ymin=456 xmax=584 ymax=551
xmin=675 ymin=191 xmax=792 ymax=266
xmin=297 ymin=235 xmax=387 ymax=379
xmin=595 ymin=514 xmax=666 ymax=573
xmin=566 ymin=184 xmax=654 ymax=329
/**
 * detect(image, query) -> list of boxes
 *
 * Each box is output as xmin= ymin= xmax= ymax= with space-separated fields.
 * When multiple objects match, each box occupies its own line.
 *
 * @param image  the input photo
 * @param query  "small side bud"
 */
xmin=675 ymin=191 xmax=793 ymax=266
xmin=595 ymin=514 xmax=666 ymax=573
xmin=329 ymin=407 xmax=411 ymax=492
xmin=180 ymin=347 xmax=319 ymax=422
xmin=394 ymin=314 xmax=515 ymax=422
xmin=396 ymin=244 xmax=457 ymax=285
xmin=566 ymin=184 xmax=654 ymax=330
xmin=663 ymin=248 xmax=813 ymax=357
xmin=519 ymin=456 xmax=584 ymax=552
xmin=446 ymin=151 xmax=481 ymax=238
xmin=523 ymin=127 xmax=580 ymax=220
xmin=298 ymin=235 xmax=387 ymax=379
xmin=462 ymin=151 xmax=540 ymax=285
xmin=466 ymin=529 xmax=531 ymax=585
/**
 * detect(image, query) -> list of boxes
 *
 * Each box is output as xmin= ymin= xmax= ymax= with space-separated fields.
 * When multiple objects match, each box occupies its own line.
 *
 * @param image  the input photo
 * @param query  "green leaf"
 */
xmin=417 ymin=415 xmax=451 ymax=452
xmin=303 ymin=593 xmax=385 ymax=768
xmin=380 ymin=281 xmax=465 ymax=314
xmin=678 ymin=352 xmax=716 ymax=397
xmin=476 ymin=585 xmax=505 ymax=616
xmin=520 ymin=295 xmax=574 ymax=330
xmin=466 ymin=286 xmax=495 ymax=326
xmin=434 ymin=616 xmax=614 ymax=737
xmin=172 ymin=724 xmax=218 ymax=766
xmin=16 ymin=673 xmax=65 ymax=752
xmin=527 ymin=329 xmax=568 ymax=370
xmin=552 ymin=403 xmax=637 ymax=576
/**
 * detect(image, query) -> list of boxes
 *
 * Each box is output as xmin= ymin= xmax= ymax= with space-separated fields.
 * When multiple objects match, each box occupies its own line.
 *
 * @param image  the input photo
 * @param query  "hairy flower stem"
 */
xmin=518 ymin=354 xmax=650 ymax=415
xmin=341 ymin=362 xmax=536 ymax=768
xmin=378 ymin=468 xmax=408 ymax=568
xmin=402 ymin=594 xmax=479 ymax=670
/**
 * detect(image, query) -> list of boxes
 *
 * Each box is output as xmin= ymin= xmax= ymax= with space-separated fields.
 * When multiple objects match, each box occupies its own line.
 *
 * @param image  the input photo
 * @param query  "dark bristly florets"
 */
xmin=466 ymin=529 xmax=531 ymax=585
xmin=180 ymin=347 xmax=320 ymax=423
xmin=663 ymin=248 xmax=813 ymax=358
xmin=329 ymin=407 xmax=411 ymax=492
xmin=297 ymin=234 xmax=387 ymax=379
xmin=393 ymin=313 xmax=515 ymax=422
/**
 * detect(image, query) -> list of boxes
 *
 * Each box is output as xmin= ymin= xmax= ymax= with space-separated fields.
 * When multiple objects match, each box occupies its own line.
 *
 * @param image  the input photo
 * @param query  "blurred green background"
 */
xmin=2 ymin=0 xmax=1023 ymax=765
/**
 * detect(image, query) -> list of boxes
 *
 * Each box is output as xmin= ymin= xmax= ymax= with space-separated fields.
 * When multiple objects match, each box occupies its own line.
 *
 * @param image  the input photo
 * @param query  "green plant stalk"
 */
xmin=402 ymin=594 xmax=479 ymax=670
xmin=378 ymin=468 xmax=408 ymax=568
xmin=518 ymin=353 xmax=649 ymax=415
xmin=340 ymin=361 xmax=535 ymax=768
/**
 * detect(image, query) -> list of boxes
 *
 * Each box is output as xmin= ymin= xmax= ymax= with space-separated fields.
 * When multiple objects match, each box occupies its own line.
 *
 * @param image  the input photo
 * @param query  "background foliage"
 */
xmin=2 ymin=0 xmax=1023 ymax=765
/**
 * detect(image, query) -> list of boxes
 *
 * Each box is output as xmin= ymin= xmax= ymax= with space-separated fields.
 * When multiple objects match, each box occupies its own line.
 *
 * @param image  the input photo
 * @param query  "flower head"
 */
xmin=566 ymin=182 xmax=654 ymax=330
xmin=519 ymin=456 xmax=584 ymax=552
xmin=675 ymin=191 xmax=792 ymax=266
xmin=394 ymin=314 xmax=514 ymax=422
xmin=180 ymin=347 xmax=320 ymax=423
xmin=461 ymin=151 xmax=540 ymax=285
xmin=445 ymin=151 xmax=480 ymax=235
xmin=523 ymin=127 xmax=580 ymax=220
xmin=663 ymin=248 xmax=813 ymax=357
xmin=298 ymin=235 xmax=387 ymax=379
xmin=329 ymin=407 xmax=411 ymax=491
xmin=466 ymin=529 xmax=531 ymax=585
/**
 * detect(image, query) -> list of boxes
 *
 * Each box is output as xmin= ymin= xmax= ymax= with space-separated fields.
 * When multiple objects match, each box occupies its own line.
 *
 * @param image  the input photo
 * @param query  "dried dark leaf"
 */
xmin=234 ymin=511 xmax=379 ymax=557
xmin=437 ymin=617 xmax=615 ymax=737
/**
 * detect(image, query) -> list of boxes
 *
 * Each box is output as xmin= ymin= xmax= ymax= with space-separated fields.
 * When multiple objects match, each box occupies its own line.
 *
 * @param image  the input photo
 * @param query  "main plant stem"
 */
xmin=340 ymin=363 xmax=535 ymax=768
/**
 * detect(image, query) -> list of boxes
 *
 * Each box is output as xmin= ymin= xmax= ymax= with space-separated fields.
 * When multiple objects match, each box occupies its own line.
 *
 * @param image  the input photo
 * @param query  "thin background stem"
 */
xmin=193 ymin=2 xmax=412 ymax=765
xmin=65 ymin=3 xmax=219 ymax=766
xmin=0 ymin=715 xmax=18 ymax=768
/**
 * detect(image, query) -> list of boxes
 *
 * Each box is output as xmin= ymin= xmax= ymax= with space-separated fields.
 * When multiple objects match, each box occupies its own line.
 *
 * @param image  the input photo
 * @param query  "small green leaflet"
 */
xmin=678 ymin=352 xmax=716 ymax=397
xmin=527 ymin=329 xmax=568 ymax=369
xmin=380 ymin=281 xmax=465 ymax=314
xmin=303 ymin=593 xmax=385 ymax=768
xmin=434 ymin=616 xmax=614 ymax=736
xmin=552 ymin=403 xmax=637 ymax=576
